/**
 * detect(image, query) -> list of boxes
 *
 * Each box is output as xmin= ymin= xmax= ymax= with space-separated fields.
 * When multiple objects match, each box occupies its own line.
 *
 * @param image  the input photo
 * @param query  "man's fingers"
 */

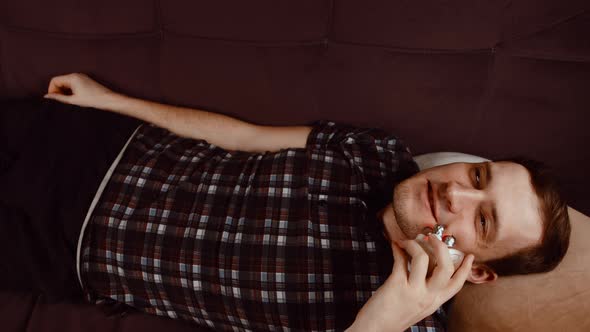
xmin=47 ymin=75 xmax=74 ymax=94
xmin=427 ymin=236 xmax=454 ymax=288
xmin=44 ymin=93 xmax=70 ymax=104
xmin=448 ymin=254 xmax=474 ymax=294
xmin=391 ymin=241 xmax=409 ymax=280
xmin=401 ymin=240 xmax=429 ymax=285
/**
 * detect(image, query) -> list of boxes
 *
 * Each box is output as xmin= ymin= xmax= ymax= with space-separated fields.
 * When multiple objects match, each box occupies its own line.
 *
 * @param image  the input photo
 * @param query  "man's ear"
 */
xmin=466 ymin=262 xmax=498 ymax=284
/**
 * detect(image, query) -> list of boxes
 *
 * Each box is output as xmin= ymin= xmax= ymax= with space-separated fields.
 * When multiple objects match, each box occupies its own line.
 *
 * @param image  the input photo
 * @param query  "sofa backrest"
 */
xmin=1 ymin=1 xmax=588 ymax=214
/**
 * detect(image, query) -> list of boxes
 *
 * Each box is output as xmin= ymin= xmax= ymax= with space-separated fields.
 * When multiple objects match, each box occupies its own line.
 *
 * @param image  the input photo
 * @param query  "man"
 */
xmin=2 ymin=72 xmax=570 ymax=331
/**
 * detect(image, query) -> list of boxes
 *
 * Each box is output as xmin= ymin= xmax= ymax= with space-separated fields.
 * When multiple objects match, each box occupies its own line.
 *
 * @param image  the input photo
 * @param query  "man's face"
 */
xmin=380 ymin=161 xmax=543 ymax=281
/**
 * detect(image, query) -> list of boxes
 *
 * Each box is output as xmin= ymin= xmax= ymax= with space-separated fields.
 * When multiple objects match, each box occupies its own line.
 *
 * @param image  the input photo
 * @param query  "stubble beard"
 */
xmin=392 ymin=180 xmax=423 ymax=240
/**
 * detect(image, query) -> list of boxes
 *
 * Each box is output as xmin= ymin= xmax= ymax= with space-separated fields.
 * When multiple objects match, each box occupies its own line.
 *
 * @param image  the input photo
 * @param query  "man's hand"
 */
xmin=346 ymin=235 xmax=474 ymax=332
xmin=44 ymin=73 xmax=117 ymax=109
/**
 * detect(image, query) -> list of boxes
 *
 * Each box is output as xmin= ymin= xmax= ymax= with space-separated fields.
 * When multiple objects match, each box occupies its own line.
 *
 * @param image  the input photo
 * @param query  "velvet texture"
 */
xmin=1 ymin=1 xmax=589 ymax=331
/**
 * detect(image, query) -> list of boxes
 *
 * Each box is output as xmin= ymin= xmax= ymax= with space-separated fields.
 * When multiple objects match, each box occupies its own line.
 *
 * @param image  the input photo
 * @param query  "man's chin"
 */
xmin=382 ymin=210 xmax=409 ymax=243
xmin=392 ymin=183 xmax=433 ymax=240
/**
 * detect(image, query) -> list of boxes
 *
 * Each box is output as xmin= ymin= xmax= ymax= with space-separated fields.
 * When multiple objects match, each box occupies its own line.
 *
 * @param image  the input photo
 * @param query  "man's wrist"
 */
xmin=346 ymin=318 xmax=403 ymax=332
xmin=101 ymin=91 xmax=128 ymax=111
xmin=99 ymin=92 xmax=148 ymax=121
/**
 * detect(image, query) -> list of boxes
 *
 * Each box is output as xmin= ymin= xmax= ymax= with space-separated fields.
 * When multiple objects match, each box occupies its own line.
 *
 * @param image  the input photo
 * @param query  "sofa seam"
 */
xmin=501 ymin=8 xmax=590 ymax=44
xmin=501 ymin=50 xmax=590 ymax=63
xmin=0 ymin=23 xmax=159 ymax=40
xmin=159 ymin=29 xmax=496 ymax=54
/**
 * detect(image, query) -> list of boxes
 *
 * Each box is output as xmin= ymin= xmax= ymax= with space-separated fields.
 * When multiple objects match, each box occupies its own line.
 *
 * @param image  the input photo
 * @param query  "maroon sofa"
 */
xmin=1 ymin=1 xmax=589 ymax=331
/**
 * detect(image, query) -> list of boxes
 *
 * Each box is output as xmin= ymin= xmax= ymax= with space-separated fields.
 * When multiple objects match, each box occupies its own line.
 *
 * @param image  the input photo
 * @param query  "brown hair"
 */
xmin=482 ymin=156 xmax=571 ymax=276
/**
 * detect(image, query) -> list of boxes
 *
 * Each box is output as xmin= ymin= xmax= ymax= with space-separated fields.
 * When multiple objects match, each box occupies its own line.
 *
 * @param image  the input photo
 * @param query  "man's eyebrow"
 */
xmin=484 ymin=162 xmax=500 ymax=246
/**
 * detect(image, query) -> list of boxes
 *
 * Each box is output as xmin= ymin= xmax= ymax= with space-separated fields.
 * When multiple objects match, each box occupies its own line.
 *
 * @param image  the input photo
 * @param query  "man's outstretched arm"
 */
xmin=44 ymin=73 xmax=312 ymax=153
xmin=99 ymin=93 xmax=312 ymax=153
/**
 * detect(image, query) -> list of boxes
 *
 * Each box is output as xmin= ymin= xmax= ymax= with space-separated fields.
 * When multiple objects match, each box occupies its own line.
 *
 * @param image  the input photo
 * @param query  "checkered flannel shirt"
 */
xmin=78 ymin=120 xmax=447 ymax=331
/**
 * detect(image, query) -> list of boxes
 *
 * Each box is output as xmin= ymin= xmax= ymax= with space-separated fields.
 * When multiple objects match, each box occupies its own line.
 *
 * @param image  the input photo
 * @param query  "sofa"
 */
xmin=1 ymin=0 xmax=589 ymax=331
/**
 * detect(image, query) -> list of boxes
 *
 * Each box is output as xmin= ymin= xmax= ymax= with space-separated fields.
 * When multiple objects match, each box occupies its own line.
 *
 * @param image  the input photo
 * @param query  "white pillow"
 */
xmin=413 ymin=152 xmax=490 ymax=171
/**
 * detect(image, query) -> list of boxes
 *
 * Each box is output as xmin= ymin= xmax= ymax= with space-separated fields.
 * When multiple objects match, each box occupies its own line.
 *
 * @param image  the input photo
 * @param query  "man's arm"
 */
xmin=101 ymin=93 xmax=312 ymax=153
xmin=44 ymin=73 xmax=311 ymax=153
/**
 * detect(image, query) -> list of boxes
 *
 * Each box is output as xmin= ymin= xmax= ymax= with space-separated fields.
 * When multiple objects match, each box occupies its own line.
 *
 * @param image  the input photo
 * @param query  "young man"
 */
xmin=1 ymin=73 xmax=570 ymax=331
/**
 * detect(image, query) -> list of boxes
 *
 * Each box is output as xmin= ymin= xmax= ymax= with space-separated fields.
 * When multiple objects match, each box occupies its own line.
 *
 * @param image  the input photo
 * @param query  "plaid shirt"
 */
xmin=78 ymin=121 xmax=446 ymax=331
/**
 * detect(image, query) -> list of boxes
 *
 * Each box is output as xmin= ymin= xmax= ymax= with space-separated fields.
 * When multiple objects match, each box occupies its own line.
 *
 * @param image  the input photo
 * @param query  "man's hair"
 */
xmin=482 ymin=156 xmax=571 ymax=276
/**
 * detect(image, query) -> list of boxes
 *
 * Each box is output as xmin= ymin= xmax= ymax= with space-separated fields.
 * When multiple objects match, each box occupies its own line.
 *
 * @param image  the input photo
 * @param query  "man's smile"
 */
xmin=426 ymin=180 xmax=437 ymax=223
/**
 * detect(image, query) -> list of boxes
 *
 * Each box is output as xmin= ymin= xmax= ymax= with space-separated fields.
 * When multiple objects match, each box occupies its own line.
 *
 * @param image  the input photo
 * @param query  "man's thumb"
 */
xmin=44 ymin=93 xmax=68 ymax=103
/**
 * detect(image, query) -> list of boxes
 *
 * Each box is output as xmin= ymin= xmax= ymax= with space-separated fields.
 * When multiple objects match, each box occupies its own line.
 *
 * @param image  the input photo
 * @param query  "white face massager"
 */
xmin=407 ymin=224 xmax=465 ymax=274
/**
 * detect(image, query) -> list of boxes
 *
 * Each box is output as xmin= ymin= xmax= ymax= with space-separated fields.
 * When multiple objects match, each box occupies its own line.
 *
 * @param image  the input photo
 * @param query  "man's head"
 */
xmin=380 ymin=157 xmax=570 ymax=284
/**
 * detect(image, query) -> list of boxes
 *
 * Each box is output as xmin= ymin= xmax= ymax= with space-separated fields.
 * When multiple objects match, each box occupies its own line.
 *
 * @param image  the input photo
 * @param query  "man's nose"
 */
xmin=441 ymin=181 xmax=485 ymax=214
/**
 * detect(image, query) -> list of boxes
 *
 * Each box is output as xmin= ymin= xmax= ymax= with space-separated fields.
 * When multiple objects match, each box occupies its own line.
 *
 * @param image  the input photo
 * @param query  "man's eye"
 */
xmin=474 ymin=167 xmax=487 ymax=234
xmin=480 ymin=213 xmax=487 ymax=228
xmin=475 ymin=210 xmax=487 ymax=237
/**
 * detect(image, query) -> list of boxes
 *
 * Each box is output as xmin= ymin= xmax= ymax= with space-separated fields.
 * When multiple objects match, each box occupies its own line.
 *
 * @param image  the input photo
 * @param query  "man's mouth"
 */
xmin=427 ymin=180 xmax=436 ymax=222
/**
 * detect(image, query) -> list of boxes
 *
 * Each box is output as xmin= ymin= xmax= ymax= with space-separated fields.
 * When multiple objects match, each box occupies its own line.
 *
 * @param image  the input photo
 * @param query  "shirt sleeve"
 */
xmin=305 ymin=120 xmax=419 ymax=195
xmin=405 ymin=311 xmax=447 ymax=331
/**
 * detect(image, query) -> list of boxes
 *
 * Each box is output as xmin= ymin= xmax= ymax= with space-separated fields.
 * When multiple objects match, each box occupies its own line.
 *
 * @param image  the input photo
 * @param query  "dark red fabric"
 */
xmin=0 ymin=1 xmax=589 ymax=331
xmin=1 ymin=1 xmax=587 ymax=215
xmin=0 ymin=290 xmax=200 ymax=332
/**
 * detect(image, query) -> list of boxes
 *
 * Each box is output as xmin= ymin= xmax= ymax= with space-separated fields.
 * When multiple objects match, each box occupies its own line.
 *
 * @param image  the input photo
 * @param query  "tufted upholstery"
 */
xmin=1 ymin=1 xmax=589 ymax=331
xmin=1 ymin=0 xmax=589 ymax=213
